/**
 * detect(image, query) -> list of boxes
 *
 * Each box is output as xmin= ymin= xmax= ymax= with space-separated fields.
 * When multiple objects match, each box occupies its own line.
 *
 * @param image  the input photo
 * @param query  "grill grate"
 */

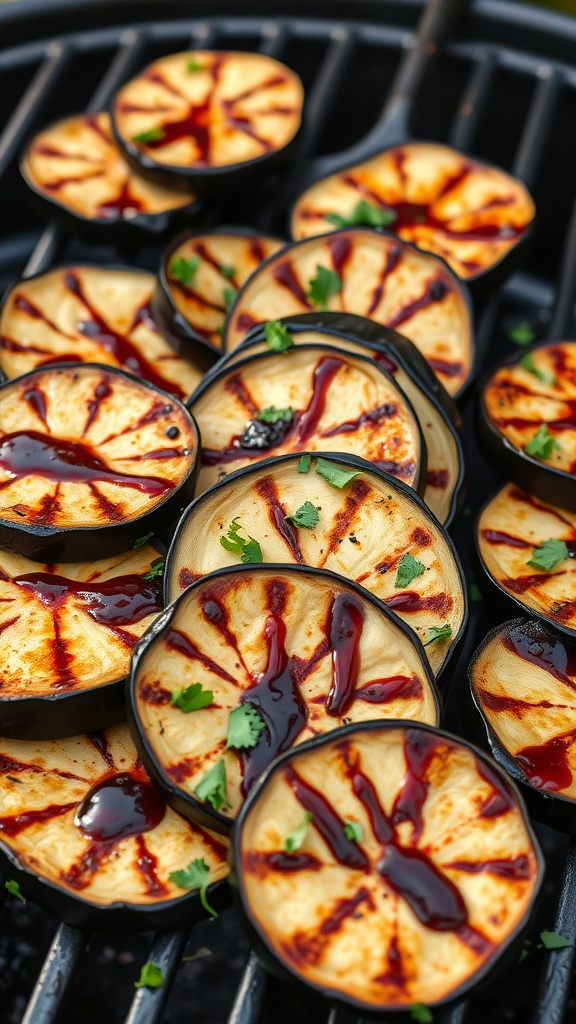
xmin=1 ymin=2 xmax=576 ymax=1022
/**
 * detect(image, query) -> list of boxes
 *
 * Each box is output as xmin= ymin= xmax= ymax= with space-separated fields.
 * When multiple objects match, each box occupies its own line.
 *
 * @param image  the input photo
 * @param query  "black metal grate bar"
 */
xmin=548 ymin=188 xmax=576 ymax=340
xmin=448 ymin=50 xmax=498 ymax=152
xmin=21 ymin=925 xmax=89 ymax=1024
xmin=531 ymin=838 xmax=576 ymax=1024
xmin=227 ymin=953 xmax=270 ymax=1024
xmin=512 ymin=65 xmax=564 ymax=186
xmin=124 ymin=928 xmax=190 ymax=1024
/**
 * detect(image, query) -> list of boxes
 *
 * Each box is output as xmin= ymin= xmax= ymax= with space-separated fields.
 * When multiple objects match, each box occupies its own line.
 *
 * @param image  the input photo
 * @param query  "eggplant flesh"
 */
xmin=0 ymin=265 xmax=203 ymax=400
xmin=165 ymin=454 xmax=466 ymax=676
xmin=0 ymin=723 xmax=228 ymax=909
xmin=236 ymin=722 xmax=541 ymax=1010
xmin=224 ymin=229 xmax=474 ymax=397
xmin=291 ymin=143 xmax=535 ymax=281
xmin=190 ymin=344 xmax=424 ymax=495
xmin=477 ymin=483 xmax=576 ymax=635
xmin=133 ymin=566 xmax=439 ymax=824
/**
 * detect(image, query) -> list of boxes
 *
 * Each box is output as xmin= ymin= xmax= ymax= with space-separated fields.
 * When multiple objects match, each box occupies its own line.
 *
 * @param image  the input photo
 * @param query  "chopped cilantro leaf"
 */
xmin=306 ymin=265 xmax=343 ymax=310
xmin=518 ymin=946 xmax=530 ymax=965
xmin=315 ymin=458 xmax=361 ymax=489
xmin=171 ymin=682 xmax=214 ymax=712
xmin=410 ymin=1006 xmax=433 ymax=1023
xmin=226 ymin=704 xmax=266 ymax=750
xmin=298 ymin=454 xmax=311 ymax=473
xmin=343 ymin=821 xmax=363 ymax=843
xmin=220 ymin=519 xmax=263 ymax=563
xmin=169 ymin=858 xmax=218 ymax=918
xmin=170 ymin=254 xmax=200 ymax=287
xmin=423 ymin=623 xmax=452 ymax=647
xmin=132 ymin=128 xmax=165 ymax=144
xmin=133 ymin=531 xmax=154 ymax=548
xmin=470 ymin=582 xmax=483 ymax=602
xmin=326 ymin=200 xmax=397 ymax=229
xmin=540 ymin=930 xmax=574 ymax=950
xmin=527 ymin=538 xmax=569 ymax=571
xmin=285 ymin=501 xmax=319 ymax=529
xmin=258 ymin=406 xmax=293 ymax=424
xmin=520 ymin=352 xmax=556 ymax=386
xmin=264 ymin=320 xmax=294 ymax=352
xmin=394 ymin=552 xmax=425 ymax=589
xmin=507 ymin=321 xmax=536 ymax=346
xmin=194 ymin=759 xmax=231 ymax=811
xmin=525 ymin=424 xmax=560 ymax=461
xmin=186 ymin=58 xmax=205 ymax=72
xmin=135 ymin=962 xmax=164 ymax=989
xmin=223 ymin=286 xmax=237 ymax=310
xmin=284 ymin=812 xmax=313 ymax=853
xmin=143 ymin=558 xmax=164 ymax=581
xmin=5 ymin=879 xmax=25 ymax=903
xmin=220 ymin=264 xmax=236 ymax=278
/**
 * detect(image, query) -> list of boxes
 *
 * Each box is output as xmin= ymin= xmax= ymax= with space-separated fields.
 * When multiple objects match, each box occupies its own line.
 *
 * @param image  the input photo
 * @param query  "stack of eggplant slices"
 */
xmin=0 ymin=46 xmax=551 ymax=1017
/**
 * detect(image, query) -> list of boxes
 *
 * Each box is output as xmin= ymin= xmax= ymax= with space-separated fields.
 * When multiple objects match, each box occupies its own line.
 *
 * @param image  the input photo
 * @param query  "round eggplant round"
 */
xmin=479 ymin=341 xmax=576 ymax=511
xmin=0 ymin=363 xmax=199 ymax=561
xmin=153 ymin=228 xmax=285 ymax=362
xmin=0 ymin=264 xmax=205 ymax=400
xmin=0 ymin=540 xmax=164 ymax=740
xmin=477 ymin=482 xmax=576 ymax=640
xmin=21 ymin=112 xmax=200 ymax=239
xmin=0 ymin=722 xmax=229 ymax=930
xmin=223 ymin=229 xmax=474 ymax=397
xmin=129 ymin=564 xmax=440 ymax=832
xmin=218 ymin=313 xmax=464 ymax=526
xmin=165 ymin=452 xmax=467 ymax=677
xmin=469 ymin=617 xmax=576 ymax=834
xmin=111 ymin=51 xmax=304 ymax=195
xmin=189 ymin=343 xmax=426 ymax=497
xmin=231 ymin=720 xmax=543 ymax=1013
xmin=291 ymin=142 xmax=535 ymax=285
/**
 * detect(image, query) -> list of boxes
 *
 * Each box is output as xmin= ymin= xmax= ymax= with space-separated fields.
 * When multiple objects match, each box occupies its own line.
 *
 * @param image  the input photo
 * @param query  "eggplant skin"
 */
xmin=130 ymin=564 xmax=440 ymax=830
xmin=477 ymin=483 xmax=576 ymax=638
xmin=232 ymin=721 xmax=542 ymax=1012
xmin=291 ymin=142 xmax=535 ymax=282
xmin=0 ymin=723 xmax=230 ymax=930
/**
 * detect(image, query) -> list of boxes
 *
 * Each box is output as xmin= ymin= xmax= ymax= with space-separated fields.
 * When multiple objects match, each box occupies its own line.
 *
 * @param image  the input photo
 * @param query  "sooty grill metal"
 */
xmin=1 ymin=0 xmax=576 ymax=1022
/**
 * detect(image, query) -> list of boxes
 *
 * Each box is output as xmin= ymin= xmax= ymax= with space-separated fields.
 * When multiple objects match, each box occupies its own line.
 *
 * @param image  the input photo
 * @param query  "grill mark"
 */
xmin=283 ymin=887 xmax=374 ymax=968
xmin=244 ymin=849 xmax=322 ymax=878
xmin=165 ymin=627 xmax=237 ymax=683
xmin=0 ymin=753 xmax=85 ymax=781
xmin=135 ymin=834 xmax=168 ymax=896
xmin=444 ymin=855 xmax=531 ymax=880
xmin=255 ymin=476 xmax=304 ymax=562
xmin=327 ymin=235 xmax=353 ymax=280
xmin=225 ymin=373 xmax=259 ymax=416
xmin=477 ymin=687 xmax=572 ymax=718
xmin=318 ymin=478 xmax=372 ymax=567
xmin=13 ymin=294 xmax=76 ymax=338
xmin=366 ymin=246 xmax=403 ymax=316
xmin=273 ymin=261 xmax=311 ymax=306
xmin=0 ymin=802 xmax=77 ymax=837
xmin=426 ymin=468 xmax=449 ymax=489
xmin=89 ymin=731 xmax=116 ymax=769
xmin=201 ymin=592 xmax=249 ymax=675
xmin=385 ymin=590 xmax=453 ymax=617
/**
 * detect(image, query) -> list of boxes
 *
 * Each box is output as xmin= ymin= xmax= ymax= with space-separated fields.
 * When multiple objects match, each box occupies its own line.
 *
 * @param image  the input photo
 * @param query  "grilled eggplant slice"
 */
xmin=232 ymin=721 xmax=542 ymax=1012
xmin=480 ymin=341 xmax=576 ymax=511
xmin=153 ymin=229 xmax=284 ymax=360
xmin=0 ymin=363 xmax=199 ymax=561
xmin=223 ymin=229 xmax=474 ymax=396
xmin=0 ymin=723 xmax=229 ymax=929
xmin=220 ymin=313 xmax=464 ymax=526
xmin=111 ymin=51 xmax=304 ymax=195
xmin=0 ymin=265 xmax=205 ymax=399
xmin=190 ymin=344 xmax=425 ymax=496
xmin=130 ymin=565 xmax=440 ymax=831
xmin=469 ymin=617 xmax=576 ymax=833
xmin=165 ymin=453 xmax=466 ymax=675
xmin=477 ymin=483 xmax=576 ymax=639
xmin=21 ymin=112 xmax=199 ymax=238
xmin=0 ymin=541 xmax=163 ymax=740
xmin=291 ymin=143 xmax=535 ymax=285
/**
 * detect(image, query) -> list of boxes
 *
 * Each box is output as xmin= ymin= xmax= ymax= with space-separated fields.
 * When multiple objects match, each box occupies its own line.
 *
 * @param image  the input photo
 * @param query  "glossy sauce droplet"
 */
xmin=75 ymin=773 xmax=165 ymax=841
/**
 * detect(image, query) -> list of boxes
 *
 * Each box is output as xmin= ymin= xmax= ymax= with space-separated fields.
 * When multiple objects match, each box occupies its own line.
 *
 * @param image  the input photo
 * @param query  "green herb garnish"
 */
xmin=258 ymin=406 xmax=293 ymax=423
xmin=133 ymin=531 xmax=154 ymax=548
xmin=226 ymin=705 xmax=266 ymax=750
xmin=194 ymin=759 xmax=230 ymax=811
xmin=527 ymin=538 xmax=569 ymax=571
xmin=135 ymin=963 xmax=164 ymax=989
xmin=394 ymin=552 xmax=425 ymax=589
xmin=315 ymin=458 xmax=361 ymax=489
xmin=170 ymin=254 xmax=200 ymax=287
xmin=343 ymin=821 xmax=363 ymax=843
xmin=520 ymin=352 xmax=556 ymax=386
xmin=306 ymin=265 xmax=343 ymax=310
xmin=326 ymin=200 xmax=396 ymax=229
xmin=5 ymin=880 xmax=25 ymax=903
xmin=169 ymin=858 xmax=218 ymax=918
xmin=143 ymin=558 xmax=164 ymax=581
xmin=284 ymin=812 xmax=313 ymax=853
xmin=540 ymin=930 xmax=574 ymax=950
xmin=186 ymin=59 xmax=205 ymax=72
xmin=525 ymin=424 xmax=560 ymax=461
xmin=264 ymin=320 xmax=294 ymax=352
xmin=220 ymin=264 xmax=236 ymax=278
xmin=470 ymin=582 xmax=483 ymax=602
xmin=223 ymin=286 xmax=237 ymax=310
xmin=507 ymin=321 xmax=536 ymax=346
xmin=410 ymin=1006 xmax=433 ymax=1024
xmin=423 ymin=623 xmax=452 ymax=647
xmin=171 ymin=682 xmax=214 ymax=713
xmin=132 ymin=128 xmax=165 ymax=144
xmin=284 ymin=501 xmax=319 ymax=529
xmin=298 ymin=454 xmax=311 ymax=473
xmin=220 ymin=519 xmax=263 ymax=564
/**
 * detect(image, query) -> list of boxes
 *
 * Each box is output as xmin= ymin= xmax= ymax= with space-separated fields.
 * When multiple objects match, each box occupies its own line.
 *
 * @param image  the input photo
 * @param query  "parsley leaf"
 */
xmin=132 ymin=128 xmax=165 ymax=144
xmin=518 ymin=946 xmax=531 ymax=965
xmin=284 ymin=812 xmax=313 ymax=853
xmin=326 ymin=200 xmax=397 ymax=229
xmin=194 ymin=759 xmax=231 ymax=811
xmin=423 ymin=623 xmax=452 ymax=647
xmin=135 ymin=962 xmax=164 ymax=989
xmin=307 ymin=266 xmax=343 ymax=310
xmin=220 ymin=264 xmax=236 ymax=278
xmin=540 ymin=930 xmax=574 ymax=950
xmin=170 ymin=254 xmax=200 ymax=287
xmin=143 ymin=558 xmax=164 ymax=581
xmin=315 ymin=458 xmax=361 ymax=489
xmin=298 ymin=454 xmax=311 ymax=473
xmin=5 ymin=879 xmax=25 ymax=903
xmin=395 ymin=552 xmax=425 ymax=589
xmin=527 ymin=538 xmax=569 ymax=571
xmin=470 ymin=582 xmax=483 ymax=602
xmin=220 ymin=519 xmax=263 ymax=564
xmin=520 ymin=352 xmax=557 ymax=386
xmin=187 ymin=59 xmax=205 ymax=72
xmin=223 ymin=286 xmax=237 ymax=310
xmin=264 ymin=320 xmax=294 ymax=352
xmin=410 ymin=1006 xmax=433 ymax=1023
xmin=344 ymin=821 xmax=363 ymax=843
xmin=226 ymin=704 xmax=266 ymax=750
xmin=507 ymin=321 xmax=536 ymax=346
xmin=169 ymin=858 xmax=218 ymax=918
xmin=525 ymin=424 xmax=560 ymax=461
xmin=285 ymin=501 xmax=319 ymax=529
xmin=171 ymin=682 xmax=214 ymax=712
xmin=258 ymin=406 xmax=293 ymax=424
xmin=133 ymin=531 xmax=154 ymax=548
